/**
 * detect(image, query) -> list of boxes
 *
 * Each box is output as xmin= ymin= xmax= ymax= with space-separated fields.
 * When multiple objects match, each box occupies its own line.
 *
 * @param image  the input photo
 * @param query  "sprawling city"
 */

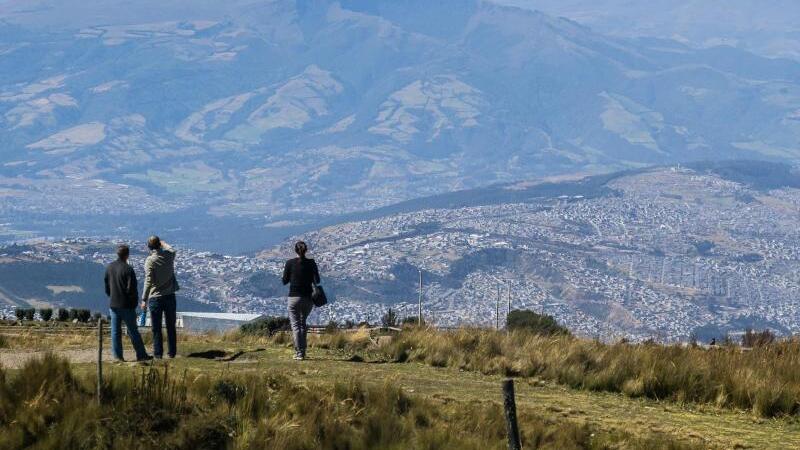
xmin=3 ymin=1 xmax=800 ymax=448
xmin=3 ymin=164 xmax=798 ymax=342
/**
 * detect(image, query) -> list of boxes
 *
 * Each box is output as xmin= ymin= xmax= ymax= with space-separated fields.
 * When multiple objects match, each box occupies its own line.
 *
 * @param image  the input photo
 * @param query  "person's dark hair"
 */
xmin=147 ymin=236 xmax=161 ymax=251
xmin=116 ymin=244 xmax=130 ymax=260
xmin=294 ymin=241 xmax=308 ymax=258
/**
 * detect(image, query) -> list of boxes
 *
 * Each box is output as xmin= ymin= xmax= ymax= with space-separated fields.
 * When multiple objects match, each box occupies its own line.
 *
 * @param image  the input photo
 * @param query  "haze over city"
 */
xmin=1 ymin=0 xmax=799 ymax=340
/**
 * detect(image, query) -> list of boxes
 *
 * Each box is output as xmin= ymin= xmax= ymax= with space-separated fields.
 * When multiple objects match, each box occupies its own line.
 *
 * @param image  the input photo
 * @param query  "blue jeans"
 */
xmin=109 ymin=307 xmax=148 ymax=361
xmin=148 ymin=294 xmax=177 ymax=358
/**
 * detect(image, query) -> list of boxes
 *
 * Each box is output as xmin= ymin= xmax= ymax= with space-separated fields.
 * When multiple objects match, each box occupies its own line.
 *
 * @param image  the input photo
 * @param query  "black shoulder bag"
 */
xmin=312 ymin=283 xmax=328 ymax=307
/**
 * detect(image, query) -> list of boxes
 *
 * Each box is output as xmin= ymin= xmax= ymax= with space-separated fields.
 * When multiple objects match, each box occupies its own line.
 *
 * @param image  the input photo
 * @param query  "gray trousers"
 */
xmin=288 ymin=296 xmax=313 ymax=357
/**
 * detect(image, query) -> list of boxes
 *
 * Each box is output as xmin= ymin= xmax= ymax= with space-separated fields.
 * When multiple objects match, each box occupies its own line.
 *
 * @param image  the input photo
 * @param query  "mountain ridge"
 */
xmin=1 ymin=0 xmax=799 ymax=248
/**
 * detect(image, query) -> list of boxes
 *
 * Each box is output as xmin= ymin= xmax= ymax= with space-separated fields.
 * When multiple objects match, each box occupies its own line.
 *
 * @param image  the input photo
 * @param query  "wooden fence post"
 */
xmin=97 ymin=318 xmax=103 ymax=405
xmin=502 ymin=379 xmax=522 ymax=450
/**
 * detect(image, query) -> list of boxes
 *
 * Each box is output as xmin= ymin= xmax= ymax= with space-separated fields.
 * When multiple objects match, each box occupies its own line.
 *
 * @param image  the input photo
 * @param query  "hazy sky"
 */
xmin=494 ymin=0 xmax=800 ymax=59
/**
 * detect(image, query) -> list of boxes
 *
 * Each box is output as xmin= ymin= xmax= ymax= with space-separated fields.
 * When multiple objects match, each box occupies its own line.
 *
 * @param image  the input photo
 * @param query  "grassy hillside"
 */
xmin=0 ymin=353 xmax=706 ymax=450
xmin=316 ymin=328 xmax=800 ymax=417
xmin=1 ymin=327 xmax=799 ymax=449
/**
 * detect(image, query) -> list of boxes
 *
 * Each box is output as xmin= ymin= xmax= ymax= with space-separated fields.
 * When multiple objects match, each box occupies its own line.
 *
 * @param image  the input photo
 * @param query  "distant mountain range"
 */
xmin=499 ymin=0 xmax=800 ymax=61
xmin=1 ymin=0 xmax=799 ymax=251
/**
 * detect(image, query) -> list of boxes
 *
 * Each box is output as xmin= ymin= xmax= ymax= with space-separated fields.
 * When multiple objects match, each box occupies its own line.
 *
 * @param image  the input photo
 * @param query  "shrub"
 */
xmin=63 ymin=308 xmax=91 ymax=322
xmin=38 ymin=308 xmax=53 ymax=322
xmin=324 ymin=320 xmax=339 ymax=333
xmin=402 ymin=316 xmax=425 ymax=327
xmin=14 ymin=309 xmax=24 ymax=321
xmin=506 ymin=310 xmax=571 ymax=336
xmin=209 ymin=379 xmax=246 ymax=407
xmin=23 ymin=309 xmax=34 ymax=321
xmin=239 ymin=316 xmax=290 ymax=336
xmin=76 ymin=309 xmax=91 ymax=323
xmin=741 ymin=329 xmax=776 ymax=348
xmin=169 ymin=414 xmax=233 ymax=450
xmin=381 ymin=308 xmax=398 ymax=328
xmin=57 ymin=309 xmax=69 ymax=322
xmin=92 ymin=312 xmax=102 ymax=322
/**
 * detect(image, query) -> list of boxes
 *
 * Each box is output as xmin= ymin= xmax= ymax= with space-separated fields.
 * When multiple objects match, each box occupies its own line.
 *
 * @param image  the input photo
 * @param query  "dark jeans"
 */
xmin=288 ymin=296 xmax=313 ymax=357
xmin=109 ymin=307 xmax=148 ymax=361
xmin=148 ymin=294 xmax=177 ymax=358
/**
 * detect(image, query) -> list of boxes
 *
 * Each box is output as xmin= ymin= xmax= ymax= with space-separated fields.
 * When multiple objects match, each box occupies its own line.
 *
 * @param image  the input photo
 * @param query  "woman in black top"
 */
xmin=282 ymin=241 xmax=320 ymax=360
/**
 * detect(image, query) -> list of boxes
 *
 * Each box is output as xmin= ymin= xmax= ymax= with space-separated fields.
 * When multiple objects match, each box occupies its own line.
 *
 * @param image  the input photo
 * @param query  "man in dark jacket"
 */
xmin=104 ymin=244 xmax=150 ymax=362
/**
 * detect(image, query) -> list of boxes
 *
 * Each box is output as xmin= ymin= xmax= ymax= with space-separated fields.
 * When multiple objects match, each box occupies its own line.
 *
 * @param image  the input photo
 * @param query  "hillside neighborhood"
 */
xmin=2 ymin=166 xmax=799 ymax=342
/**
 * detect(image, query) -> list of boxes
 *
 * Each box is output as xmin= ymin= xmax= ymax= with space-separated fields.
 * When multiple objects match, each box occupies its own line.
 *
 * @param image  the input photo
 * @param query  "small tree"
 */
xmin=23 ymin=308 xmax=35 ymax=321
xmin=68 ymin=309 xmax=79 ymax=321
xmin=57 ymin=309 xmax=70 ymax=322
xmin=14 ymin=308 xmax=24 ymax=321
xmin=381 ymin=308 xmax=398 ymax=328
xmin=39 ymin=308 xmax=53 ymax=322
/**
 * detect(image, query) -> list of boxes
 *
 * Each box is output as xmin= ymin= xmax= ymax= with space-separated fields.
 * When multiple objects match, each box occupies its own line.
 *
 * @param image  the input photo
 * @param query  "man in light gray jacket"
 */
xmin=141 ymin=236 xmax=180 ymax=359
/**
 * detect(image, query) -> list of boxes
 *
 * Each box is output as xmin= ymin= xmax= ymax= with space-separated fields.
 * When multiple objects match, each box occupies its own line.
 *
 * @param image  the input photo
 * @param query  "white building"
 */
xmin=145 ymin=312 xmax=264 ymax=333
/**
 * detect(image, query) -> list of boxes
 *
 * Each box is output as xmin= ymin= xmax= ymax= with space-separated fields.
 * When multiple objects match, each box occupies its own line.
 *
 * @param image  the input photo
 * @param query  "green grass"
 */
xmin=311 ymin=328 xmax=800 ymax=418
xmin=0 ymin=352 xmax=706 ymax=450
xmin=3 ymin=327 xmax=800 ymax=449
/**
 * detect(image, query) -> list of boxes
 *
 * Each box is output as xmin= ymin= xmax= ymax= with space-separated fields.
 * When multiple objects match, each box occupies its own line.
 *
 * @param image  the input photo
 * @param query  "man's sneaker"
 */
xmin=136 ymin=355 xmax=154 ymax=362
xmin=293 ymin=355 xmax=304 ymax=361
xmin=113 ymin=358 xmax=125 ymax=364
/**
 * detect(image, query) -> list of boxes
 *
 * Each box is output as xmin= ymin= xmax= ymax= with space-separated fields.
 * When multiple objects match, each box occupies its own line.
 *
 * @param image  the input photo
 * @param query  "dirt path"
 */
xmin=0 ymin=348 xmax=113 ymax=369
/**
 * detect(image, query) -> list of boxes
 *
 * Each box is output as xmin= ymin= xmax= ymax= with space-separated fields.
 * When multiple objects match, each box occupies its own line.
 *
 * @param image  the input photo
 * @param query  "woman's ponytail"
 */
xmin=294 ymin=241 xmax=308 ymax=259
